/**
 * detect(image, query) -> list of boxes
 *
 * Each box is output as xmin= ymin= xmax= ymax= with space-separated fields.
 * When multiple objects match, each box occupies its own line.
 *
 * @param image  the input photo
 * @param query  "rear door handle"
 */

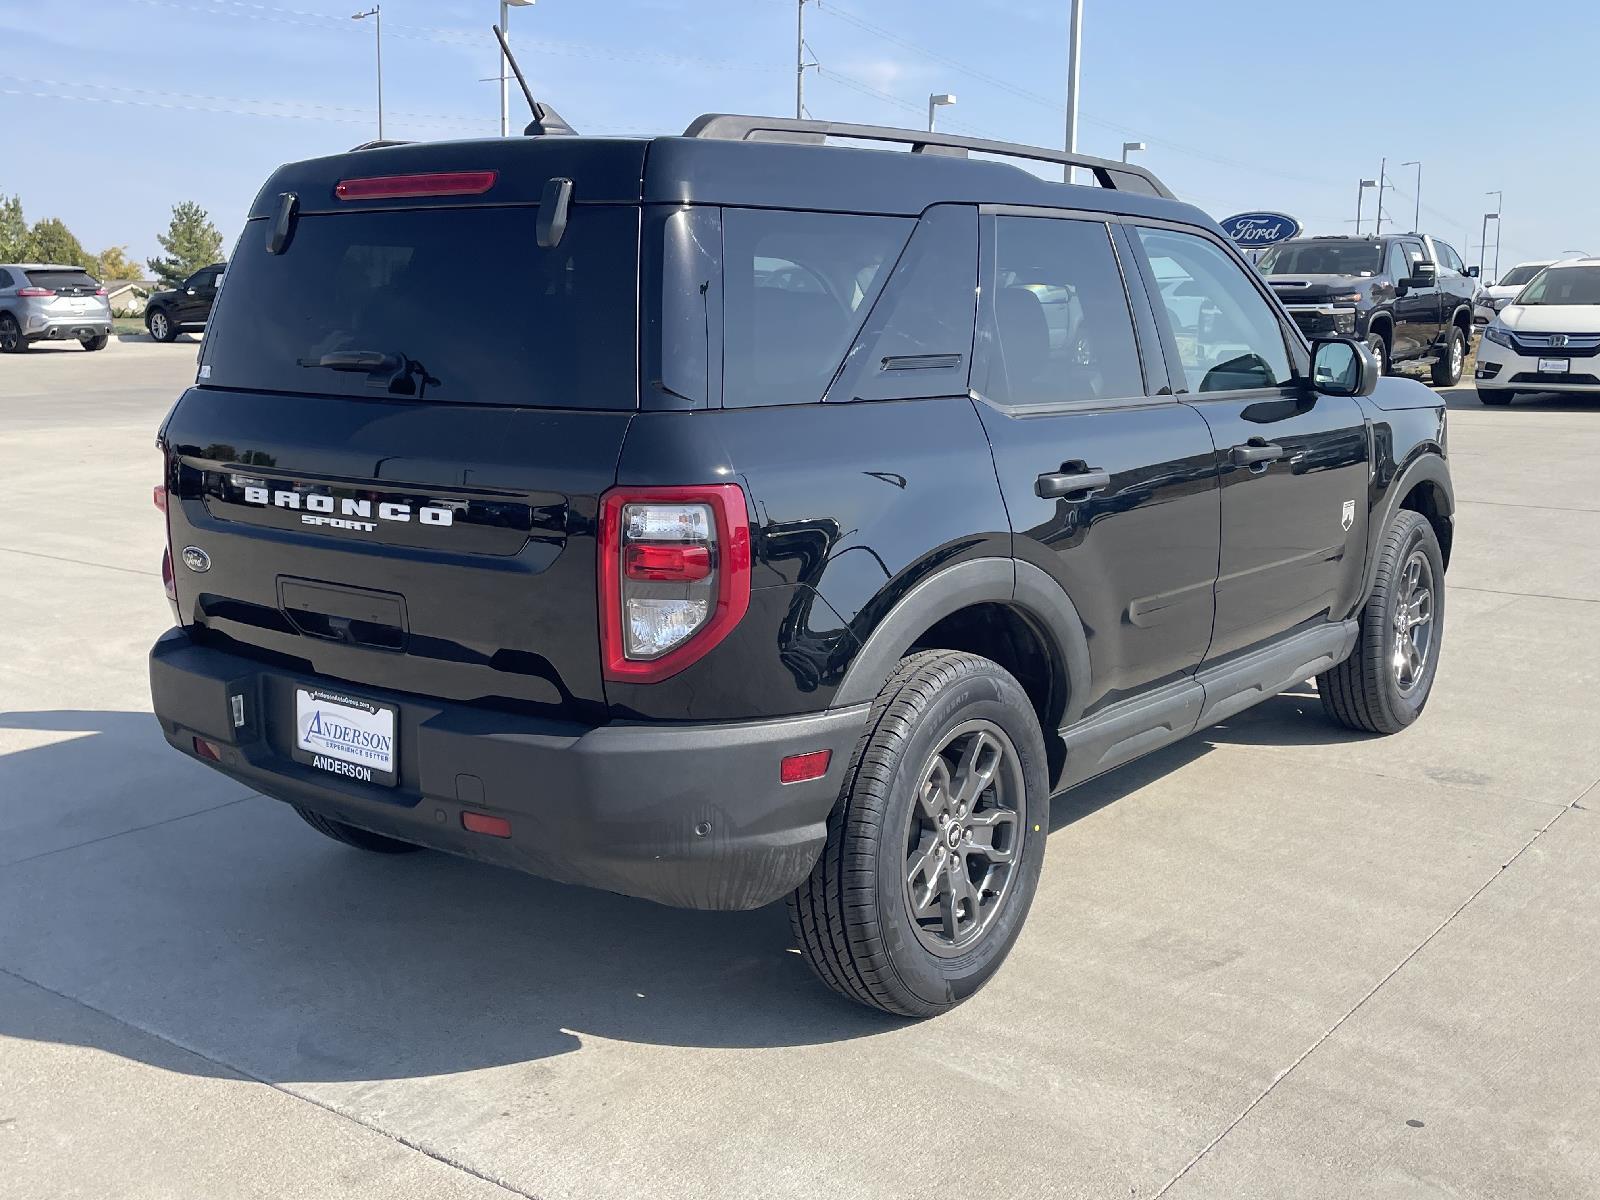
xmin=1036 ymin=469 xmax=1111 ymax=499
xmin=1230 ymin=441 xmax=1285 ymax=467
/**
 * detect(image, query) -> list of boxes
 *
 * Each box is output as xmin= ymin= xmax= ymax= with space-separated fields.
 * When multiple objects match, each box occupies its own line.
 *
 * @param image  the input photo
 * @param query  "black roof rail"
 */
xmin=682 ymin=113 xmax=1175 ymax=200
xmin=348 ymin=139 xmax=417 ymax=151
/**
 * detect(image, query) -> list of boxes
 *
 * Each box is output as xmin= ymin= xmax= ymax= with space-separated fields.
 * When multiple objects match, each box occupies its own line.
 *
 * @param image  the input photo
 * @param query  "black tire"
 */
xmin=1367 ymin=329 xmax=1390 ymax=376
xmin=788 ymin=650 xmax=1049 ymax=1017
xmin=0 ymin=313 xmax=28 ymax=354
xmin=1478 ymin=387 xmax=1514 ymax=406
xmin=1318 ymin=510 xmax=1444 ymax=735
xmin=292 ymin=805 xmax=423 ymax=854
xmin=146 ymin=307 xmax=177 ymax=342
xmin=1431 ymin=324 xmax=1465 ymax=387
xmin=79 ymin=334 xmax=108 ymax=351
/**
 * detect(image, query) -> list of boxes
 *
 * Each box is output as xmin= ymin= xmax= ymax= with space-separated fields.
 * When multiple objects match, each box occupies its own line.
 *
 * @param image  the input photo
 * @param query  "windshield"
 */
xmin=1257 ymin=241 xmax=1382 ymax=276
xmin=1498 ymin=264 xmax=1544 ymax=288
xmin=201 ymin=204 xmax=639 ymax=408
xmin=1515 ymin=266 xmax=1600 ymax=306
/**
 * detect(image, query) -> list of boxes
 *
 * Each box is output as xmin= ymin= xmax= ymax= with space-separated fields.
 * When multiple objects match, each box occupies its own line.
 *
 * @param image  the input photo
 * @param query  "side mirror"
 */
xmin=1466 ymin=264 xmax=1480 ymax=278
xmin=1407 ymin=261 xmax=1437 ymax=288
xmin=186 ymin=287 xmax=197 ymax=295
xmin=1311 ymin=338 xmax=1378 ymax=398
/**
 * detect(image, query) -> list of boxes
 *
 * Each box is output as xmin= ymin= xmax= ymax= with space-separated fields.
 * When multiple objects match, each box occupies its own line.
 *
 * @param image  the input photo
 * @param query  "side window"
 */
xmin=828 ymin=205 xmax=977 ymax=403
xmin=1435 ymin=242 xmax=1465 ymax=274
xmin=977 ymin=215 xmax=1144 ymax=407
xmin=1135 ymin=226 xmax=1292 ymax=393
xmin=0 ymin=269 xmax=12 ymax=289
xmin=722 ymin=209 xmax=911 ymax=408
xmin=1385 ymin=243 xmax=1410 ymax=282
xmin=1399 ymin=240 xmax=1428 ymax=278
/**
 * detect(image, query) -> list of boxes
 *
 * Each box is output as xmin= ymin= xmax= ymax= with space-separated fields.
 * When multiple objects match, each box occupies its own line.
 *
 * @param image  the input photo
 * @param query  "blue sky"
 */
xmin=3 ymin=0 xmax=1593 ymax=273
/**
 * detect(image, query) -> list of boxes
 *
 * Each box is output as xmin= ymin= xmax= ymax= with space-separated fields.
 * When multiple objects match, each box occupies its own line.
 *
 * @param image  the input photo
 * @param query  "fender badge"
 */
xmin=1341 ymin=500 xmax=1356 ymax=532
xmin=181 ymin=546 xmax=212 ymax=573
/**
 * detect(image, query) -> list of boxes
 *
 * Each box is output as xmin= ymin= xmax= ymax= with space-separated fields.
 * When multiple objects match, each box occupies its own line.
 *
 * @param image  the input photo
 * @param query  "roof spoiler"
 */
xmin=682 ymin=114 xmax=1174 ymax=199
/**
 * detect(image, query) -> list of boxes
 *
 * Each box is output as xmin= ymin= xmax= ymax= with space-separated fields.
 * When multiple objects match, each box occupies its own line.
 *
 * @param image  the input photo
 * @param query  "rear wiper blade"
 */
xmin=297 ymin=349 xmax=439 ymax=398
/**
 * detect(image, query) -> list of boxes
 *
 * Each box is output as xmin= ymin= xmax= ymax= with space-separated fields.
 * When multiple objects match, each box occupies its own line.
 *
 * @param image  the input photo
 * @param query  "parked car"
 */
xmin=1473 ymin=260 xmax=1552 ymax=327
xmin=0 ymin=263 xmax=112 ymax=352
xmin=1476 ymin=258 xmax=1600 ymax=404
xmin=1257 ymin=234 xmax=1477 ymax=384
xmin=144 ymin=262 xmax=226 ymax=342
xmin=148 ymin=117 xmax=1453 ymax=1015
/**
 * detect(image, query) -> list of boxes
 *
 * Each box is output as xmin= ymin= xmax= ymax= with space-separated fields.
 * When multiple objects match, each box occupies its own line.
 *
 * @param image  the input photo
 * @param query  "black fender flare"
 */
xmin=830 ymin=557 xmax=1092 ymax=728
xmin=1361 ymin=453 xmax=1454 ymax=605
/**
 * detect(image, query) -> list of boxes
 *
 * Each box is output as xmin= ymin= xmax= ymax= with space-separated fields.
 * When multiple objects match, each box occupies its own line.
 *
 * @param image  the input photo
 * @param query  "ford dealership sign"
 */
xmin=1219 ymin=212 xmax=1301 ymax=247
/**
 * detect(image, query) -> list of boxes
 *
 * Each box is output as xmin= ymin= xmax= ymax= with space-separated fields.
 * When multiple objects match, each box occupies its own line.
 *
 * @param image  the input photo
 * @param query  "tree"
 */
xmin=92 ymin=245 xmax=143 ymax=281
xmin=0 ymin=192 xmax=31 ymax=261
xmin=147 ymin=201 xmax=223 ymax=287
xmin=29 ymin=217 xmax=87 ymax=268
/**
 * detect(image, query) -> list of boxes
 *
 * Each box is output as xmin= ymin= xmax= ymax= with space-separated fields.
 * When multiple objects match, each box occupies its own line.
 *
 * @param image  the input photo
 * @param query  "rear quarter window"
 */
xmin=200 ymin=204 xmax=640 ymax=409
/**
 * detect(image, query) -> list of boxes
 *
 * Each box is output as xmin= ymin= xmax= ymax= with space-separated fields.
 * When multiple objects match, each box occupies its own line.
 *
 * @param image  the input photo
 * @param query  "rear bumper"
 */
xmin=25 ymin=318 xmax=111 ymax=341
xmin=149 ymin=628 xmax=869 ymax=910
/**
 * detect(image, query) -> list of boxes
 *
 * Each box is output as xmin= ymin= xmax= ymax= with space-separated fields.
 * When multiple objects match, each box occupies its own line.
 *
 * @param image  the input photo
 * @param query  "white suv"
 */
xmin=1472 ymin=260 xmax=1552 ymax=327
xmin=1476 ymin=259 xmax=1600 ymax=405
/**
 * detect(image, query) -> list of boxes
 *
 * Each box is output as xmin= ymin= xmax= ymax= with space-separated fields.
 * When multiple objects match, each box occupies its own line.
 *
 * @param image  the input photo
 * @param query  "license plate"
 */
xmin=293 ymin=687 xmax=397 ymax=786
xmin=1538 ymin=357 xmax=1570 ymax=375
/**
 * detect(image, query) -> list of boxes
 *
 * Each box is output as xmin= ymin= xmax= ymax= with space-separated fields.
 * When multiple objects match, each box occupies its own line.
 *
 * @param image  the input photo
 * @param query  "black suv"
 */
xmin=1258 ymin=234 xmax=1478 ymax=385
xmin=144 ymin=262 xmax=226 ymax=343
xmin=149 ymin=117 xmax=1454 ymax=1016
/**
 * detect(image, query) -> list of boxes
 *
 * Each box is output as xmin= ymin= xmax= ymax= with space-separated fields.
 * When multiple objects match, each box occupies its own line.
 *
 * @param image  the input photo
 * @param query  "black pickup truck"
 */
xmin=149 ymin=118 xmax=1454 ymax=1016
xmin=1258 ymin=234 xmax=1478 ymax=385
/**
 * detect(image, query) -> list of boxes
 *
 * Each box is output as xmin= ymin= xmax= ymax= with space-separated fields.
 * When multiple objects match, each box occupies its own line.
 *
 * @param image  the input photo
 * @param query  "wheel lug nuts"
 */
xmin=937 ymin=813 xmax=947 ymax=825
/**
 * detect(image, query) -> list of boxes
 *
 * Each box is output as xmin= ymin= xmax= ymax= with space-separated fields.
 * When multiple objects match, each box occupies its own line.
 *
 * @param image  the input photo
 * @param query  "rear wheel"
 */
xmin=79 ymin=334 xmax=108 ymax=351
xmin=292 ymin=805 xmax=423 ymax=854
xmin=146 ymin=308 xmax=176 ymax=342
xmin=0 ymin=313 xmax=28 ymax=353
xmin=1318 ymin=510 xmax=1444 ymax=734
xmin=788 ymin=650 xmax=1048 ymax=1017
xmin=1478 ymin=387 xmax=1514 ymax=406
xmin=1432 ymin=325 xmax=1465 ymax=387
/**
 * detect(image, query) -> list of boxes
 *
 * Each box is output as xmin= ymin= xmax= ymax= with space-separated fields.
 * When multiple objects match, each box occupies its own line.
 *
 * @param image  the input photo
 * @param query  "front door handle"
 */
xmin=1036 ymin=468 xmax=1111 ymax=499
xmin=1230 ymin=441 xmax=1286 ymax=467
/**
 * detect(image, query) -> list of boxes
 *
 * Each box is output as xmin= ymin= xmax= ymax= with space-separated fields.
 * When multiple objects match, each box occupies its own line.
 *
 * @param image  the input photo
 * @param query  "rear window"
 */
xmin=201 ymin=205 xmax=639 ymax=409
xmin=26 ymin=269 xmax=100 ymax=292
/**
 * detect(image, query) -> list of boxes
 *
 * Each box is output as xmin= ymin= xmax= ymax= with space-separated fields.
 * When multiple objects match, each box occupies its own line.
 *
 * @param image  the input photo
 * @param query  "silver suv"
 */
xmin=0 ymin=264 xmax=113 ymax=353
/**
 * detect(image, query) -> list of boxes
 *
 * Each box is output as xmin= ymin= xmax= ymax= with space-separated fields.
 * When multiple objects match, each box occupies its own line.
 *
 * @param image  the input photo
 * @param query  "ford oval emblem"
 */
xmin=1219 ymin=211 xmax=1302 ymax=247
xmin=181 ymin=546 xmax=212 ymax=573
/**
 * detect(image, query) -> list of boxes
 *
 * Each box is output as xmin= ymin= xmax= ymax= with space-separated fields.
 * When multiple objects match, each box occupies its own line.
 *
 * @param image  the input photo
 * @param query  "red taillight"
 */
xmin=334 ymin=171 xmax=497 ymax=201
xmin=462 ymin=811 xmax=512 ymax=838
xmin=153 ymin=484 xmax=168 ymax=513
xmin=95 ymin=287 xmax=108 ymax=297
xmin=17 ymin=287 xmax=52 ymax=297
xmin=598 ymin=484 xmax=751 ymax=684
xmin=780 ymin=750 xmax=832 ymax=784
xmin=624 ymin=543 xmax=712 ymax=582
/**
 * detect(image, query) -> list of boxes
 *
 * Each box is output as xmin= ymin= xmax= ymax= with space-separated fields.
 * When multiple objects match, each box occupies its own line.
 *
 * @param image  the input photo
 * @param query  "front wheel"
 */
xmin=146 ymin=308 xmax=176 ymax=342
xmin=1432 ymin=325 xmax=1465 ymax=387
xmin=788 ymin=650 xmax=1049 ymax=1017
xmin=1318 ymin=510 xmax=1444 ymax=734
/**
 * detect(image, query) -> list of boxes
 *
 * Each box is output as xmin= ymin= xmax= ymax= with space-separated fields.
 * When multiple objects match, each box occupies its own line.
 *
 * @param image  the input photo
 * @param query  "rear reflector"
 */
xmin=161 ymin=546 xmax=177 ymax=602
xmin=335 ymin=171 xmax=497 ymax=201
xmin=624 ymin=542 xmax=712 ymax=582
xmin=153 ymin=484 xmax=167 ymax=513
xmin=780 ymin=749 xmax=832 ymax=784
xmin=193 ymin=737 xmax=222 ymax=762
xmin=462 ymin=811 xmax=512 ymax=838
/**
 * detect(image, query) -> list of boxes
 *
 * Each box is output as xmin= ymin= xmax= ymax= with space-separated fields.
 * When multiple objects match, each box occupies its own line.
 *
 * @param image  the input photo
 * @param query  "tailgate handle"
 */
xmin=278 ymin=578 xmax=408 ymax=651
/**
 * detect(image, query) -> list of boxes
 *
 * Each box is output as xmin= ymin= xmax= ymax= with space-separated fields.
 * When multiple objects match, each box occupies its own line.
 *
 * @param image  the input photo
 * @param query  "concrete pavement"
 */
xmin=2 ymin=338 xmax=1597 ymax=1198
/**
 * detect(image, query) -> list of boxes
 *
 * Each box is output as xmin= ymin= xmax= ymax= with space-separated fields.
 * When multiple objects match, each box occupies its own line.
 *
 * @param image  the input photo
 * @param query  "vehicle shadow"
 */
xmin=0 ymin=697 xmax=1367 ymax=1085
xmin=1444 ymin=388 xmax=1596 ymax=412
xmin=115 ymin=332 xmax=197 ymax=343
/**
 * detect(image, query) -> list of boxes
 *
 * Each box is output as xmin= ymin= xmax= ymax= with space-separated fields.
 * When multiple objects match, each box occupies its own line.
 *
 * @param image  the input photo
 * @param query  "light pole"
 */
xmin=1063 ymin=0 xmax=1082 ymax=181
xmin=1354 ymin=178 xmax=1376 ymax=236
xmin=352 ymin=6 xmax=382 ymax=140
xmin=1401 ymin=159 xmax=1421 ymax=231
xmin=927 ymin=93 xmax=956 ymax=132
xmin=498 ymin=0 xmax=535 ymax=136
xmin=1479 ymin=212 xmax=1499 ymax=278
xmin=1121 ymin=140 xmax=1145 ymax=163
xmin=1486 ymin=189 xmax=1503 ymax=280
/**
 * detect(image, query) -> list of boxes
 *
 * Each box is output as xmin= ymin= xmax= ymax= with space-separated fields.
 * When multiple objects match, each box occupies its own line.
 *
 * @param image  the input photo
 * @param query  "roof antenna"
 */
xmin=493 ymin=24 xmax=577 ymax=137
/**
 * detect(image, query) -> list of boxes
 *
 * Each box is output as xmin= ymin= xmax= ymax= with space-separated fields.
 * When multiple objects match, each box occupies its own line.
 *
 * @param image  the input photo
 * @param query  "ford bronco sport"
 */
xmin=150 ymin=116 xmax=1454 ymax=1016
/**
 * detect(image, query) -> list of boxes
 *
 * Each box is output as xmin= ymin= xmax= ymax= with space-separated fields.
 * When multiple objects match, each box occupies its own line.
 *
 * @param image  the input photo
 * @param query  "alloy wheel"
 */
xmin=150 ymin=312 xmax=167 ymax=340
xmin=1392 ymin=549 xmax=1435 ymax=693
xmin=1450 ymin=333 xmax=1463 ymax=379
xmin=903 ymin=719 xmax=1025 ymax=956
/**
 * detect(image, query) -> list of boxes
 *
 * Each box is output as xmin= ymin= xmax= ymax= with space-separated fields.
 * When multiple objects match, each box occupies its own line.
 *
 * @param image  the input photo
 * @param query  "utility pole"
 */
xmin=1401 ymin=160 xmax=1421 ymax=231
xmin=1355 ymin=178 xmax=1376 ymax=236
xmin=1373 ymin=157 xmax=1389 ymax=235
xmin=1486 ymin=190 xmax=1504 ymax=280
xmin=795 ymin=0 xmax=807 ymax=120
xmin=1063 ymin=0 xmax=1082 ymax=181
xmin=352 ymin=7 xmax=383 ymax=141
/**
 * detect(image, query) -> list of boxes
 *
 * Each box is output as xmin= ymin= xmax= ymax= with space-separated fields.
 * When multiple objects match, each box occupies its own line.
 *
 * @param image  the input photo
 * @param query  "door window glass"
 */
xmin=1386 ymin=243 xmax=1410 ymax=282
xmin=1398 ymin=240 xmax=1428 ymax=277
xmin=978 ymin=216 xmax=1143 ymax=406
xmin=722 ymin=208 xmax=911 ymax=408
xmin=1135 ymin=226 xmax=1292 ymax=392
xmin=1436 ymin=242 xmax=1466 ymax=274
